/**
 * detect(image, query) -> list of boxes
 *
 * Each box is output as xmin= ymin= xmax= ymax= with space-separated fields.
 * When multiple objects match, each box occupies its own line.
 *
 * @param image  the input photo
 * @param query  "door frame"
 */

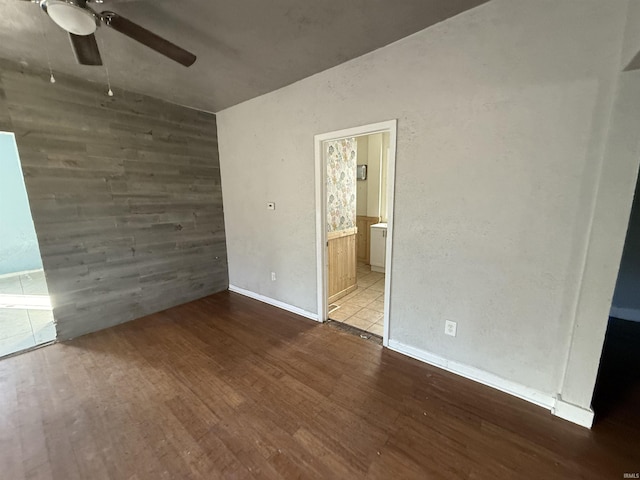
xmin=314 ymin=120 xmax=397 ymax=347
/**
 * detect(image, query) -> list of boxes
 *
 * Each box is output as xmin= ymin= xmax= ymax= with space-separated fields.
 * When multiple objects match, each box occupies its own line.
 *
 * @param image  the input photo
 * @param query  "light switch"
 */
xmin=267 ymin=202 xmax=275 ymax=210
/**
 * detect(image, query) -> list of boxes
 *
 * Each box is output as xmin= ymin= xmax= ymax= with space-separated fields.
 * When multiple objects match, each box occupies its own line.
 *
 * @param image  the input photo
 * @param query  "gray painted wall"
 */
xmin=217 ymin=0 xmax=640 ymax=414
xmin=0 ymin=59 xmax=228 ymax=340
xmin=0 ymin=132 xmax=43 ymax=274
xmin=557 ymin=1 xmax=640 ymax=409
xmin=611 ymin=174 xmax=640 ymax=322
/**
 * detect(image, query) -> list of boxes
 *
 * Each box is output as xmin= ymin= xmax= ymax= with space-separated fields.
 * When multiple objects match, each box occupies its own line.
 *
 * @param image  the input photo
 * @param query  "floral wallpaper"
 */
xmin=326 ymin=137 xmax=357 ymax=233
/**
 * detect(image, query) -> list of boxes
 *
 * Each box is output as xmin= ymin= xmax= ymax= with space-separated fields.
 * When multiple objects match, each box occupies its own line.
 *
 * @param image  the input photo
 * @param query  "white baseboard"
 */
xmin=388 ymin=340 xmax=596 ymax=428
xmin=224 ymin=296 xmax=593 ymax=428
xmin=609 ymin=306 xmax=640 ymax=322
xmin=552 ymin=395 xmax=594 ymax=428
xmin=0 ymin=268 xmax=43 ymax=280
xmin=228 ymin=285 xmax=319 ymax=322
xmin=388 ymin=339 xmax=556 ymax=409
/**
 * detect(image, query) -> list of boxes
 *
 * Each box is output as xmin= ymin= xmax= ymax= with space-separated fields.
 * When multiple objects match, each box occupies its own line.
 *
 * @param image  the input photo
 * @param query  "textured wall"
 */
xmin=218 ymin=0 xmax=638 ymax=410
xmin=0 ymin=132 xmax=43 ymax=274
xmin=0 ymin=59 xmax=228 ymax=340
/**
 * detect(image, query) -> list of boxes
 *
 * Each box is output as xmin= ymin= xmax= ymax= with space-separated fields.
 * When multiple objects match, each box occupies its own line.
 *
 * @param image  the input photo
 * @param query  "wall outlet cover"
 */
xmin=445 ymin=320 xmax=457 ymax=337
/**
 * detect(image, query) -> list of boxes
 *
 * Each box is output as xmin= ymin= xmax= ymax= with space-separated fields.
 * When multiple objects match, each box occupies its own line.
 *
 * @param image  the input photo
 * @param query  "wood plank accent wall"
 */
xmin=328 ymin=228 xmax=357 ymax=303
xmin=0 ymin=59 xmax=228 ymax=340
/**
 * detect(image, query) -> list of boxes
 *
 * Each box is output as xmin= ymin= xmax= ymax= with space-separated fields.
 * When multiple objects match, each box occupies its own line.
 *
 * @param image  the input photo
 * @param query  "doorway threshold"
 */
xmin=324 ymin=319 xmax=383 ymax=345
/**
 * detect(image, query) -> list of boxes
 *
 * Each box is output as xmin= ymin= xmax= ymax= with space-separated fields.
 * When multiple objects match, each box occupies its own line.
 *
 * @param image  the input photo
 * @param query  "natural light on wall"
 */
xmin=0 ymin=132 xmax=55 ymax=357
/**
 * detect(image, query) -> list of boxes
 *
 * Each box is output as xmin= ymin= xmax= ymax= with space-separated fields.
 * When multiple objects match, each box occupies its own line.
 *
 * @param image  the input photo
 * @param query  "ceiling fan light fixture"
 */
xmin=43 ymin=0 xmax=97 ymax=36
xmin=34 ymin=0 xmax=196 ymax=67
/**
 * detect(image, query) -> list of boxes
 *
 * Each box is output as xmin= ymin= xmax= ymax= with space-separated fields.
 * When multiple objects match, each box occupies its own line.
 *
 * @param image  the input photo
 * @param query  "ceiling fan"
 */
xmin=22 ymin=0 xmax=196 ymax=67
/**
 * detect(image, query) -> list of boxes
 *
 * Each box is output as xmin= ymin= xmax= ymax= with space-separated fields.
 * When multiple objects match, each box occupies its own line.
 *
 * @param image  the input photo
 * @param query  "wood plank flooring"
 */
xmin=0 ymin=291 xmax=638 ymax=479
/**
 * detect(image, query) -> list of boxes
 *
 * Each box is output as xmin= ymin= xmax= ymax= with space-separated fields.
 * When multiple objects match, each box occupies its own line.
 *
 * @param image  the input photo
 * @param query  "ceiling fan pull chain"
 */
xmin=97 ymin=33 xmax=113 ymax=97
xmin=37 ymin=10 xmax=56 ymax=84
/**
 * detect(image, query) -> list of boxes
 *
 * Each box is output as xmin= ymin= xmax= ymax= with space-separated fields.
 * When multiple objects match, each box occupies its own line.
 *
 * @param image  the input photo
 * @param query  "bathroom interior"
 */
xmin=326 ymin=132 xmax=390 ymax=336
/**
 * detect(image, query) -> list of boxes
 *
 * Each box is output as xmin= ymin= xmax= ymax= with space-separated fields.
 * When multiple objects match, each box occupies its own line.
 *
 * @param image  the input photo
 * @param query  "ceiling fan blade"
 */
xmin=100 ymin=11 xmax=196 ymax=67
xmin=68 ymin=33 xmax=103 ymax=66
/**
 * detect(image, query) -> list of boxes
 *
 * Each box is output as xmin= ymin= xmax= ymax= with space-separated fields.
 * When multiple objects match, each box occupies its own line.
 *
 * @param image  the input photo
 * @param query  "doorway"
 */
xmin=0 ymin=132 xmax=56 ymax=357
xmin=592 ymin=168 xmax=640 ymax=428
xmin=314 ymin=120 xmax=397 ymax=347
xmin=591 ymin=168 xmax=640 ymax=428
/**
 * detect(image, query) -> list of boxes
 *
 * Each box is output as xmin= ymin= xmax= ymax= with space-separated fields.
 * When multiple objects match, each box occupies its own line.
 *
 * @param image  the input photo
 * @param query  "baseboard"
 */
xmin=228 ymin=285 xmax=319 ymax=322
xmin=0 ymin=268 xmax=43 ymax=279
xmin=609 ymin=306 xmax=640 ymax=322
xmin=387 ymin=340 xmax=556 ymax=410
xmin=552 ymin=395 xmax=594 ymax=428
xmin=328 ymin=284 xmax=358 ymax=304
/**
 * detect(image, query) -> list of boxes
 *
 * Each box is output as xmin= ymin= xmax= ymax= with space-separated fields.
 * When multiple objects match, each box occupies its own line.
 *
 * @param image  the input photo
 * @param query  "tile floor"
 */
xmin=328 ymin=262 xmax=385 ymax=336
xmin=0 ymin=269 xmax=56 ymax=358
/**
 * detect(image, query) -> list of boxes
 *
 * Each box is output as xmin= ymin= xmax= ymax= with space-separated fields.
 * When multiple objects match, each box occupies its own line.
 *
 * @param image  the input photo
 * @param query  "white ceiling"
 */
xmin=0 ymin=0 xmax=488 ymax=112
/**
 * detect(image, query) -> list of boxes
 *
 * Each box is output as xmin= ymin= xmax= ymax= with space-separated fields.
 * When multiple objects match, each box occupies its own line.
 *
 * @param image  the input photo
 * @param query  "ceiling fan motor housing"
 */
xmin=41 ymin=0 xmax=99 ymax=36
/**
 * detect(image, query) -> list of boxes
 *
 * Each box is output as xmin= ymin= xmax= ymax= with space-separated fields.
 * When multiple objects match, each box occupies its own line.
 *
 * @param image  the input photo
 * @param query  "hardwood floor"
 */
xmin=0 ymin=291 xmax=638 ymax=479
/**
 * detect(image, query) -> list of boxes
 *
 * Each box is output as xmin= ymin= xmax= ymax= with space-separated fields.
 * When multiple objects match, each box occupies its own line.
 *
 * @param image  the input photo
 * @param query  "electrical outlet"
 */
xmin=267 ymin=202 xmax=275 ymax=210
xmin=271 ymin=272 xmax=276 ymax=281
xmin=444 ymin=320 xmax=457 ymax=337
